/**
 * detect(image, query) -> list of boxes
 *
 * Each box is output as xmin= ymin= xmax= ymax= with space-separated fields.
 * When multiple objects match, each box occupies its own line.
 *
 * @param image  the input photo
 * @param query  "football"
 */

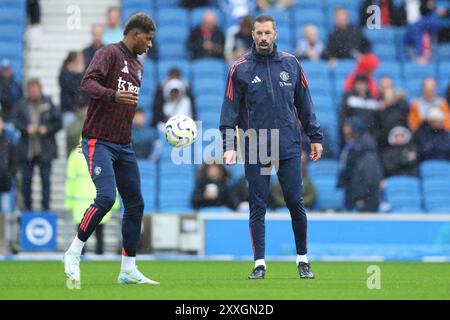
xmin=164 ymin=115 xmax=198 ymax=148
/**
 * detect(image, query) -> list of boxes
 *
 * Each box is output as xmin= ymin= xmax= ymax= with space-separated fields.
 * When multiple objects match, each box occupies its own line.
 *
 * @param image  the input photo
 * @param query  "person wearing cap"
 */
xmin=414 ymin=107 xmax=450 ymax=162
xmin=0 ymin=58 xmax=23 ymax=123
xmin=408 ymin=77 xmax=450 ymax=132
xmin=344 ymin=53 xmax=380 ymax=98
xmin=381 ymin=126 xmax=418 ymax=177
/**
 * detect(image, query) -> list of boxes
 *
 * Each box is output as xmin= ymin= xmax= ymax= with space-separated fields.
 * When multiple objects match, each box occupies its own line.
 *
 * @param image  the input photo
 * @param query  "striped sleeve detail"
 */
xmin=226 ymin=57 xmax=247 ymax=100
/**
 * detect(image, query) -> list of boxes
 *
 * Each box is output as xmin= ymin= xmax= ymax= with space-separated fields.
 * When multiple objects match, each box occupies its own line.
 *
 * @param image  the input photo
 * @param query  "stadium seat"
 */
xmin=438 ymin=44 xmax=450 ymax=60
xmin=193 ymin=77 xmax=226 ymax=96
xmin=257 ymin=9 xmax=291 ymax=28
xmin=308 ymin=77 xmax=333 ymax=96
xmin=363 ymin=27 xmax=396 ymax=45
xmin=308 ymin=159 xmax=340 ymax=178
xmin=154 ymin=0 xmax=179 ymax=7
xmin=156 ymin=42 xmax=187 ymax=60
xmin=122 ymin=6 xmax=153 ymax=23
xmin=294 ymin=0 xmax=325 ymax=10
xmin=333 ymin=59 xmax=357 ymax=79
xmin=438 ymin=61 xmax=450 ymax=83
xmin=301 ymin=61 xmax=330 ymax=81
xmin=310 ymin=176 xmax=344 ymax=211
xmin=294 ymin=8 xmax=326 ymax=28
xmin=0 ymin=8 xmax=26 ymax=25
xmin=191 ymin=58 xmax=226 ymax=80
xmin=384 ymin=176 xmax=423 ymax=213
xmin=423 ymin=193 xmax=450 ymax=213
xmin=403 ymin=62 xmax=437 ymax=80
xmin=156 ymin=25 xmax=189 ymax=43
xmin=374 ymin=61 xmax=403 ymax=83
xmin=373 ymin=44 xmax=397 ymax=61
xmin=325 ymin=0 xmax=360 ymax=27
xmin=198 ymin=207 xmax=234 ymax=213
xmin=157 ymin=8 xmax=189 ymax=27
xmin=138 ymin=160 xmax=157 ymax=213
xmin=196 ymin=94 xmax=223 ymax=112
xmin=419 ymin=160 xmax=450 ymax=180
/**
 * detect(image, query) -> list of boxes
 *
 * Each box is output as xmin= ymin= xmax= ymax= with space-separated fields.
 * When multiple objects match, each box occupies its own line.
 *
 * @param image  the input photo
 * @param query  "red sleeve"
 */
xmin=80 ymin=46 xmax=116 ymax=102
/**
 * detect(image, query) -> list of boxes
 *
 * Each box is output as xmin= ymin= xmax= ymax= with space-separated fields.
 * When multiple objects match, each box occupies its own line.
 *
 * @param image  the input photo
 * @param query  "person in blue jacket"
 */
xmin=220 ymin=15 xmax=323 ymax=280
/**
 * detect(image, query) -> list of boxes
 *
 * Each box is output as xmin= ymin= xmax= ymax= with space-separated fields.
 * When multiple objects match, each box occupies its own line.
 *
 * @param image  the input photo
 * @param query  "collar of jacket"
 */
xmin=249 ymin=43 xmax=282 ymax=62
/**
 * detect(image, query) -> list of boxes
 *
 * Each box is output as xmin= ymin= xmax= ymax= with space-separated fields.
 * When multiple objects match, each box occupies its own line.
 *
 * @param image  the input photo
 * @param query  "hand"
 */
xmin=115 ymin=90 xmax=138 ymax=105
xmin=27 ymin=124 xmax=37 ymax=135
xmin=39 ymin=125 xmax=48 ymax=136
xmin=310 ymin=143 xmax=323 ymax=161
xmin=223 ymin=150 xmax=237 ymax=165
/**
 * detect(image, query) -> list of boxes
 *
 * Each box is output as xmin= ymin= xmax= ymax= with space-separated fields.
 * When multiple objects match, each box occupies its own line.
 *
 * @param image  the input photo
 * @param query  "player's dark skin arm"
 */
xmin=115 ymin=90 xmax=139 ymax=105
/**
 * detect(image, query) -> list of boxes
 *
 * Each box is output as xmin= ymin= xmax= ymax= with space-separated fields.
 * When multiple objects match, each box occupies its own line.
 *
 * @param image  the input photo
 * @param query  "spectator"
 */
xmin=0 ymin=58 xmax=23 ymax=124
xmin=338 ymin=117 xmax=383 ymax=212
xmin=375 ymin=80 xmax=410 ymax=151
xmin=255 ymin=0 xmax=293 ymax=10
xmin=82 ymin=24 xmax=104 ymax=69
xmin=131 ymin=108 xmax=161 ymax=160
xmin=0 ymin=114 xmax=17 ymax=213
xmin=58 ymin=51 xmax=85 ymax=127
xmin=403 ymin=0 xmax=446 ymax=63
xmin=324 ymin=7 xmax=372 ymax=62
xmin=344 ymin=53 xmax=380 ymax=98
xmin=14 ymin=79 xmax=62 ymax=211
xmin=295 ymin=24 xmax=325 ymax=61
xmin=268 ymin=154 xmax=316 ymax=210
xmin=408 ymin=77 xmax=450 ymax=132
xmin=187 ymin=11 xmax=226 ymax=60
xmin=27 ymin=0 xmax=40 ymax=25
xmin=381 ymin=126 xmax=418 ymax=177
xmin=151 ymin=75 xmax=196 ymax=131
xmin=339 ymin=74 xmax=379 ymax=146
xmin=65 ymin=140 xmax=119 ymax=255
xmin=224 ymin=15 xmax=253 ymax=62
xmin=103 ymin=6 xmax=123 ymax=44
xmin=219 ymin=0 xmax=253 ymax=25
xmin=192 ymin=163 xmax=239 ymax=210
xmin=66 ymin=95 xmax=88 ymax=157
xmin=414 ymin=107 xmax=450 ymax=161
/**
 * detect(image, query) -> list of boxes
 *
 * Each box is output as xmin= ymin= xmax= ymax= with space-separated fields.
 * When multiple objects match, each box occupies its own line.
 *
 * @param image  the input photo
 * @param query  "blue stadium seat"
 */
xmin=385 ymin=176 xmax=423 ymax=212
xmin=159 ymin=163 xmax=195 ymax=213
xmin=191 ymin=58 xmax=226 ymax=80
xmin=404 ymin=77 xmax=426 ymax=99
xmin=155 ymin=25 xmax=189 ymax=43
xmin=294 ymin=23 xmax=328 ymax=44
xmin=363 ymin=27 xmax=396 ymax=44
xmin=308 ymin=159 xmax=339 ymax=177
xmin=333 ymin=59 xmax=357 ymax=79
xmin=294 ymin=8 xmax=326 ymax=28
xmin=196 ymin=94 xmax=223 ymax=112
xmin=423 ymin=194 xmax=450 ymax=213
xmin=438 ymin=61 xmax=450 ymax=83
xmin=0 ymin=24 xmax=25 ymax=40
xmin=157 ymin=59 xmax=191 ymax=81
xmin=294 ymin=0 xmax=325 ymax=10
xmin=403 ymin=61 xmax=437 ymax=79
xmin=308 ymin=77 xmax=333 ymax=96
xmin=157 ymin=42 xmax=187 ymax=59
xmin=193 ymin=77 xmax=226 ymax=96
xmin=325 ymin=0 xmax=360 ymax=28
xmin=154 ymin=0 xmax=179 ymax=7
xmin=301 ymin=61 xmax=330 ymax=81
xmin=373 ymin=44 xmax=397 ymax=61
xmin=0 ymin=8 xmax=26 ymax=25
xmin=438 ymin=44 xmax=450 ymax=60
xmin=257 ymin=9 xmax=291 ymax=27
xmin=157 ymin=8 xmax=189 ymax=27
xmin=310 ymin=176 xmax=344 ymax=211
xmin=198 ymin=207 xmax=234 ymax=213
xmin=312 ymin=95 xmax=334 ymax=112
xmin=122 ymin=6 xmax=153 ymax=23
xmin=420 ymin=160 xmax=450 ymax=180
xmin=374 ymin=61 xmax=403 ymax=82
xmin=276 ymin=25 xmax=294 ymax=49
xmin=137 ymin=160 xmax=157 ymax=213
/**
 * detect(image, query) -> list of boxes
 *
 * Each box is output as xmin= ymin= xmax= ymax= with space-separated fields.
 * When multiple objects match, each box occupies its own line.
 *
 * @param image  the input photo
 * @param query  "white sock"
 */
xmin=297 ymin=254 xmax=308 ymax=265
xmin=121 ymin=255 xmax=136 ymax=272
xmin=255 ymin=259 xmax=266 ymax=269
xmin=68 ymin=236 xmax=85 ymax=256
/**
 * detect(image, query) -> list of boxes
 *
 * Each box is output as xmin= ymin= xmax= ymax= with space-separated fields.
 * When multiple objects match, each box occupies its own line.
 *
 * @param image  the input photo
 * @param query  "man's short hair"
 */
xmin=123 ymin=12 xmax=156 ymax=35
xmin=27 ymin=78 xmax=41 ymax=88
xmin=252 ymin=15 xmax=276 ymax=30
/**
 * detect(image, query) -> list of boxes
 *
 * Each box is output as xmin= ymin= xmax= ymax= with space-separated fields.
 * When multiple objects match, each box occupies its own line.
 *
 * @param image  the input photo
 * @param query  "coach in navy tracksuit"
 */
xmin=220 ymin=15 xmax=323 ymax=280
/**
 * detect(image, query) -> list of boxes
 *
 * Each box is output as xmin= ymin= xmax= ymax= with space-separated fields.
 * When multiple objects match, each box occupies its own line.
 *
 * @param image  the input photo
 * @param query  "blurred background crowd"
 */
xmin=0 ymin=0 xmax=449 ymax=225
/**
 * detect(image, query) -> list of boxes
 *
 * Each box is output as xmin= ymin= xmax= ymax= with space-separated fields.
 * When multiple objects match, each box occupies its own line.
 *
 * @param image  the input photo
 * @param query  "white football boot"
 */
xmin=63 ymin=250 xmax=81 ymax=289
xmin=117 ymin=266 xmax=160 ymax=285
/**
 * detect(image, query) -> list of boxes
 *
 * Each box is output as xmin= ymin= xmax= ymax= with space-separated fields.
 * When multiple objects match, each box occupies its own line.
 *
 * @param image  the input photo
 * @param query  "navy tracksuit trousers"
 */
xmin=76 ymin=138 xmax=144 ymax=257
xmin=245 ymin=156 xmax=308 ymax=260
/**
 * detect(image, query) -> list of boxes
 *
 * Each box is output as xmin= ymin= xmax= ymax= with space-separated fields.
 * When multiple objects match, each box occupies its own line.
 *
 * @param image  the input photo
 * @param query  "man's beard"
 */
xmin=256 ymin=42 xmax=273 ymax=55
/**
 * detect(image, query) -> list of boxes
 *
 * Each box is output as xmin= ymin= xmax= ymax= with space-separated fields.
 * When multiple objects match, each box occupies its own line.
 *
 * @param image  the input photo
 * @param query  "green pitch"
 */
xmin=0 ymin=261 xmax=449 ymax=300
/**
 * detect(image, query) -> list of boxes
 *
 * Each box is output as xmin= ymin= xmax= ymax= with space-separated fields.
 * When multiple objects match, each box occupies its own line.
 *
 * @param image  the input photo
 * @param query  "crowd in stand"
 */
xmin=0 ymin=0 xmax=449 ymax=216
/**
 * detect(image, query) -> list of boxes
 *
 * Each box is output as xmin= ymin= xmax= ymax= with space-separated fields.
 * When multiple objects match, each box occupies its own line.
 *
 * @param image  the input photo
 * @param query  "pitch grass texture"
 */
xmin=0 ymin=261 xmax=449 ymax=300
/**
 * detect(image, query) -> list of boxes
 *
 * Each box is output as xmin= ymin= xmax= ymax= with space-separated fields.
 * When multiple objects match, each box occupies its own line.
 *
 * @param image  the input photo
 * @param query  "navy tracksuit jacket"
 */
xmin=220 ymin=44 xmax=323 ymax=259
